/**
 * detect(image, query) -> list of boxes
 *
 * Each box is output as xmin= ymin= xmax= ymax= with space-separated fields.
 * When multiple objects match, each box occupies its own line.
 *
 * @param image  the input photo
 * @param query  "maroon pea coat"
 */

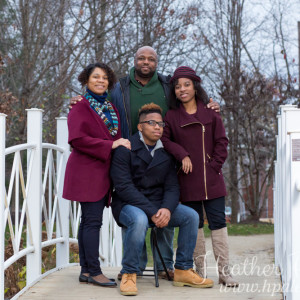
xmin=161 ymin=101 xmax=228 ymax=202
xmin=63 ymin=97 xmax=121 ymax=204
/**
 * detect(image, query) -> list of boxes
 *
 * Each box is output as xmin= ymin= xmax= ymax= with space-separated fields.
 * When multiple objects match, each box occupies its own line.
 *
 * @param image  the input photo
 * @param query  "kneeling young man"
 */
xmin=110 ymin=103 xmax=214 ymax=296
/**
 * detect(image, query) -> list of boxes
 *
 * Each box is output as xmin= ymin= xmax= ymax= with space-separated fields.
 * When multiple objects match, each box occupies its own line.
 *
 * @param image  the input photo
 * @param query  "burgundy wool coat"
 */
xmin=161 ymin=101 xmax=228 ymax=202
xmin=63 ymin=97 xmax=121 ymax=204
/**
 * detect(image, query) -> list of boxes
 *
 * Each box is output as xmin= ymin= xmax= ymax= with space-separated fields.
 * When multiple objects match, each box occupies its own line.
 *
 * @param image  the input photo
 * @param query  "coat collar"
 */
xmin=138 ymin=131 xmax=163 ymax=157
xmin=178 ymin=101 xmax=211 ymax=127
xmin=130 ymin=132 xmax=170 ymax=170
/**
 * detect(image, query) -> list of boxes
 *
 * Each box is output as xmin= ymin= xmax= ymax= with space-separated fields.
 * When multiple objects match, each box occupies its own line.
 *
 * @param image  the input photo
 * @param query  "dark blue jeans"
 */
xmin=184 ymin=196 xmax=226 ymax=230
xmin=152 ymin=227 xmax=174 ymax=271
xmin=122 ymin=226 xmax=175 ymax=272
xmin=119 ymin=204 xmax=199 ymax=274
xmin=78 ymin=198 xmax=106 ymax=276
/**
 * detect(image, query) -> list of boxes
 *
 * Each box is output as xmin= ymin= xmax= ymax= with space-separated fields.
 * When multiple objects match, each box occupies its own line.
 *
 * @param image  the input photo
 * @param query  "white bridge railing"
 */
xmin=0 ymin=109 xmax=122 ymax=300
xmin=274 ymin=105 xmax=300 ymax=300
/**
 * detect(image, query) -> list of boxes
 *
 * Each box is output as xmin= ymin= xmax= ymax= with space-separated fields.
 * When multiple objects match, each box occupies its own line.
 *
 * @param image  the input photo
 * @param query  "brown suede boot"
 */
xmin=211 ymin=227 xmax=239 ymax=287
xmin=193 ymin=228 xmax=207 ymax=278
xmin=158 ymin=269 xmax=174 ymax=280
xmin=120 ymin=273 xmax=138 ymax=296
xmin=173 ymin=268 xmax=214 ymax=288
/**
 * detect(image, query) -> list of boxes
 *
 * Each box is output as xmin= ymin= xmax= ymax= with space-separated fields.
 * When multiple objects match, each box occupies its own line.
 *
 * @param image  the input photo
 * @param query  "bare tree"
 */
xmin=191 ymin=0 xmax=246 ymax=222
xmin=102 ymin=0 xmax=200 ymax=77
xmin=236 ymin=71 xmax=278 ymax=220
xmin=0 ymin=0 xmax=134 ymax=142
xmin=189 ymin=0 xmax=298 ymax=221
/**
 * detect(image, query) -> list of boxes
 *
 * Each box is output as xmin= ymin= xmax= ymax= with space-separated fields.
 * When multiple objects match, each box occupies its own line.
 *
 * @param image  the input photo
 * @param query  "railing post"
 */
xmin=56 ymin=117 xmax=70 ymax=267
xmin=289 ymin=132 xmax=300 ymax=300
xmin=275 ymin=114 xmax=282 ymax=270
xmin=0 ymin=113 xmax=7 ymax=300
xmin=278 ymin=105 xmax=297 ymax=291
xmin=26 ymin=109 xmax=43 ymax=285
xmin=275 ymin=105 xmax=300 ymax=300
xmin=114 ymin=220 xmax=122 ymax=266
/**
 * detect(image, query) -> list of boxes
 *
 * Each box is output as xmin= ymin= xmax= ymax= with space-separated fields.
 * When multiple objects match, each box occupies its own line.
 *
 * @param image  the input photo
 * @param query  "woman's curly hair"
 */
xmin=78 ymin=62 xmax=117 ymax=91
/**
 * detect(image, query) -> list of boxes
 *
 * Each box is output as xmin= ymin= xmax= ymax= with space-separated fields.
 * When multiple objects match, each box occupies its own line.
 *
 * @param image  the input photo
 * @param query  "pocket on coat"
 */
xmin=206 ymin=162 xmax=221 ymax=187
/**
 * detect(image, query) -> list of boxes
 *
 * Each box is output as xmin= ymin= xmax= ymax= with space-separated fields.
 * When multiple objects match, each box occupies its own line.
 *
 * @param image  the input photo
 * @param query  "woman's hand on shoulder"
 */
xmin=182 ymin=156 xmax=192 ymax=174
xmin=69 ymin=95 xmax=83 ymax=109
xmin=206 ymin=98 xmax=220 ymax=113
xmin=112 ymin=138 xmax=131 ymax=150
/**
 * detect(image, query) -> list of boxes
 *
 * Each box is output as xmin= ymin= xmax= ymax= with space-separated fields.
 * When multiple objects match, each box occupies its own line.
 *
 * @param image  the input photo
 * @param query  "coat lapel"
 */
xmin=82 ymin=97 xmax=112 ymax=139
xmin=131 ymin=133 xmax=153 ymax=165
xmin=147 ymin=149 xmax=169 ymax=170
xmin=130 ymin=133 xmax=169 ymax=170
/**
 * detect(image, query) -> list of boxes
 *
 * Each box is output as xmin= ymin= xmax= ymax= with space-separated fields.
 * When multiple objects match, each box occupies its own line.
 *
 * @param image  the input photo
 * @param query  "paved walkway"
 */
xmin=19 ymin=234 xmax=282 ymax=300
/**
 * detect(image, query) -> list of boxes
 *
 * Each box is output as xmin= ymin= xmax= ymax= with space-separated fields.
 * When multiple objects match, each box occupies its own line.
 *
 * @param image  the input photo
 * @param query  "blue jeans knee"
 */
xmin=119 ymin=205 xmax=149 ymax=274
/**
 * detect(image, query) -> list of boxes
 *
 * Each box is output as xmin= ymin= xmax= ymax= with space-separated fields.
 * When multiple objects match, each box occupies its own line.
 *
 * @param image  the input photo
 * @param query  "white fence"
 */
xmin=0 ymin=109 xmax=122 ymax=300
xmin=274 ymin=104 xmax=300 ymax=300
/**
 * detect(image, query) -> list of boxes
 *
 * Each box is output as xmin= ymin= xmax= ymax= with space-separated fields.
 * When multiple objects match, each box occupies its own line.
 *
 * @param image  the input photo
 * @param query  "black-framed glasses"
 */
xmin=139 ymin=120 xmax=165 ymax=128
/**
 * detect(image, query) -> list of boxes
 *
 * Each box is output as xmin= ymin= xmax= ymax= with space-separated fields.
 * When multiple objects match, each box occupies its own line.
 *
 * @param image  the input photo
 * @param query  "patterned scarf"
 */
xmin=84 ymin=90 xmax=118 ymax=136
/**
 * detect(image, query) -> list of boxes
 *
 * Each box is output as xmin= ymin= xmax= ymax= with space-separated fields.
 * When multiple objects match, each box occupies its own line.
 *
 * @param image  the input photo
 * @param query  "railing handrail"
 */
xmin=3 ymin=142 xmax=69 ymax=269
xmin=5 ymin=143 xmax=36 ymax=155
xmin=0 ymin=110 xmax=122 ymax=300
xmin=42 ymin=143 xmax=65 ymax=153
xmin=4 ymin=246 xmax=35 ymax=270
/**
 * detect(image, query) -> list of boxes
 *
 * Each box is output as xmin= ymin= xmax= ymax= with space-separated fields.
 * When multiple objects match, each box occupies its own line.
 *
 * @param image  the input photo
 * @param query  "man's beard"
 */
xmin=135 ymin=68 xmax=155 ymax=79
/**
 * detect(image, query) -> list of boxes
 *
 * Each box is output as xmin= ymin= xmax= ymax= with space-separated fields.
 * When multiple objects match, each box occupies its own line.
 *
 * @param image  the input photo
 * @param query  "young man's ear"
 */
xmin=137 ymin=123 xmax=142 ymax=132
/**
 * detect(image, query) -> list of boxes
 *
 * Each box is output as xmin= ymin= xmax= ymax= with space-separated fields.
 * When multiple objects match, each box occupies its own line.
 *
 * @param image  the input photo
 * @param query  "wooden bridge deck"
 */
xmin=19 ymin=234 xmax=282 ymax=300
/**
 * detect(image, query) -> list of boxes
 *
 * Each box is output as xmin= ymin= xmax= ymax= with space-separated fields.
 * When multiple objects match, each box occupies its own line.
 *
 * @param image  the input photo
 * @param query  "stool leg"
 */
xmin=152 ymin=227 xmax=171 ymax=281
xmin=151 ymin=229 xmax=159 ymax=287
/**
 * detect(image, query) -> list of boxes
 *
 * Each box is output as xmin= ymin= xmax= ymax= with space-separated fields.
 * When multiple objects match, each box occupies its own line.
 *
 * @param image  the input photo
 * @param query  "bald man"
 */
xmin=70 ymin=46 xmax=220 ymax=280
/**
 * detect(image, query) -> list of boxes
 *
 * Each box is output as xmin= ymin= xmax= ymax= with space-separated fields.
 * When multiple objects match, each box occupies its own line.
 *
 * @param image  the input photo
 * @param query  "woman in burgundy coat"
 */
xmin=63 ymin=63 xmax=131 ymax=287
xmin=161 ymin=66 xmax=238 ymax=287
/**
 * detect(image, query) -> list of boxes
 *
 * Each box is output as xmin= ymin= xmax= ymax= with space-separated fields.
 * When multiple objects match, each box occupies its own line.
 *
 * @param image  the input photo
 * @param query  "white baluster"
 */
xmin=26 ymin=109 xmax=43 ymax=285
xmin=56 ymin=117 xmax=70 ymax=267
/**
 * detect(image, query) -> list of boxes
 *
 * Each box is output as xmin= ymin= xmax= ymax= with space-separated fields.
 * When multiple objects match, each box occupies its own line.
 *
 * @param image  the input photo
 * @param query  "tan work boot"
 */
xmin=173 ymin=268 xmax=214 ymax=288
xmin=193 ymin=228 xmax=207 ymax=278
xmin=120 ymin=273 xmax=138 ymax=296
xmin=211 ymin=227 xmax=239 ymax=287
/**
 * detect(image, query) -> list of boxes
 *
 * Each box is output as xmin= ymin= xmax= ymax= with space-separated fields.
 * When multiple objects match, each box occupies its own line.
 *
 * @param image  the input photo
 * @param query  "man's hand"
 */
xmin=206 ymin=98 xmax=220 ymax=113
xmin=151 ymin=208 xmax=171 ymax=228
xmin=69 ymin=95 xmax=83 ymax=109
xmin=182 ymin=156 xmax=192 ymax=174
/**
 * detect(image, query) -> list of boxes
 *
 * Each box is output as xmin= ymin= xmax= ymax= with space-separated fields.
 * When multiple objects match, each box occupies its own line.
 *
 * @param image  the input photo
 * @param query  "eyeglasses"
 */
xmin=139 ymin=120 xmax=165 ymax=128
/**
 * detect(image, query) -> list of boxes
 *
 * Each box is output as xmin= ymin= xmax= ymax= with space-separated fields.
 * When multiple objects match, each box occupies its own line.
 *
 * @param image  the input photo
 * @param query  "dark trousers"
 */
xmin=184 ymin=196 xmax=226 ymax=230
xmin=78 ymin=198 xmax=106 ymax=276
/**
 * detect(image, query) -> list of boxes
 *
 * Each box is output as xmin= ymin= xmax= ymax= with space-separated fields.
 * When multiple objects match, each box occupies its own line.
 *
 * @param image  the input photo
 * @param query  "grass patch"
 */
xmin=225 ymin=223 xmax=274 ymax=236
xmin=202 ymin=223 xmax=274 ymax=237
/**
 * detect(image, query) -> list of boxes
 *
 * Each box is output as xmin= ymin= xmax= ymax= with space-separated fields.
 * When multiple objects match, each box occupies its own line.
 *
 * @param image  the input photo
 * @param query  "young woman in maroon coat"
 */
xmin=161 ymin=66 xmax=238 ymax=287
xmin=63 ymin=63 xmax=130 ymax=287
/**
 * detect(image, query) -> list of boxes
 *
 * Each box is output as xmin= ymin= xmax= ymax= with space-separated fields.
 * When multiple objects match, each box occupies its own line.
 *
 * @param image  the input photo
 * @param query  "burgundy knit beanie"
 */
xmin=170 ymin=66 xmax=201 ymax=83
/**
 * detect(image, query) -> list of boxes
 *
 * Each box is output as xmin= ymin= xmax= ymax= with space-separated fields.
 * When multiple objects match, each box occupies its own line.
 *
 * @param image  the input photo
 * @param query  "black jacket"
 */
xmin=110 ymin=132 xmax=179 ymax=225
xmin=109 ymin=73 xmax=171 ymax=138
